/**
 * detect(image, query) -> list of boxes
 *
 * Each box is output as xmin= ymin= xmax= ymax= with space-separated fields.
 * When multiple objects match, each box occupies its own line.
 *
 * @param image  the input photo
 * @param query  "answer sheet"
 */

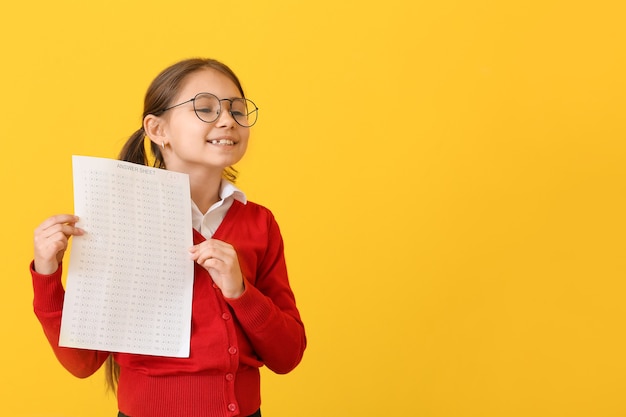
xmin=59 ymin=155 xmax=194 ymax=357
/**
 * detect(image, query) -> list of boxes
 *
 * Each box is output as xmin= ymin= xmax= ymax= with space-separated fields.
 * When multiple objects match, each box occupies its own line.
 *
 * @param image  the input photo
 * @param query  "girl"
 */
xmin=31 ymin=58 xmax=306 ymax=417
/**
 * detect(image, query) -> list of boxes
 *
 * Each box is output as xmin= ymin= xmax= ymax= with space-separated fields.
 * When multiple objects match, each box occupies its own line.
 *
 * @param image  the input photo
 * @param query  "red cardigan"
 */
xmin=32 ymin=200 xmax=306 ymax=417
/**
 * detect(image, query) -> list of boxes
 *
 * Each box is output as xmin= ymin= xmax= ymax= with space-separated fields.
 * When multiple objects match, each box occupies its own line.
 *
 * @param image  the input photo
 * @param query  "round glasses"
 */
xmin=159 ymin=92 xmax=259 ymax=127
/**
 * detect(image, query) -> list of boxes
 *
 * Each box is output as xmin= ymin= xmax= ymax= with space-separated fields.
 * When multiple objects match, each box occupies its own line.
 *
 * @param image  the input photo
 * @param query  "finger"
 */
xmin=199 ymin=258 xmax=222 ymax=270
xmin=36 ymin=217 xmax=84 ymax=240
xmin=194 ymin=250 xmax=222 ymax=266
xmin=36 ymin=236 xmax=68 ymax=257
xmin=36 ymin=223 xmax=84 ymax=241
xmin=189 ymin=240 xmax=226 ymax=257
xmin=196 ymin=247 xmax=235 ymax=266
xmin=34 ymin=229 xmax=69 ymax=249
xmin=37 ymin=214 xmax=80 ymax=231
xmin=190 ymin=238 xmax=229 ymax=251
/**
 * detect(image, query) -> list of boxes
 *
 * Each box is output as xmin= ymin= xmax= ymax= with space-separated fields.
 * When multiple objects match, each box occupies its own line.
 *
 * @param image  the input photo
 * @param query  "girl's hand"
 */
xmin=189 ymin=239 xmax=244 ymax=299
xmin=33 ymin=214 xmax=84 ymax=275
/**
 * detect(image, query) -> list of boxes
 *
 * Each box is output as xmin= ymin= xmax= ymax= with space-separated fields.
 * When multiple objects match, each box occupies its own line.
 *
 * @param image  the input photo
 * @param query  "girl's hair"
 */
xmin=107 ymin=58 xmax=246 ymax=393
xmin=117 ymin=57 xmax=247 ymax=181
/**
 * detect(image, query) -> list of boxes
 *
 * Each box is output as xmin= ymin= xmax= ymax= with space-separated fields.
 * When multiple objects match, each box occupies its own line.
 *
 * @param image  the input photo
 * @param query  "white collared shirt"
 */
xmin=191 ymin=180 xmax=247 ymax=239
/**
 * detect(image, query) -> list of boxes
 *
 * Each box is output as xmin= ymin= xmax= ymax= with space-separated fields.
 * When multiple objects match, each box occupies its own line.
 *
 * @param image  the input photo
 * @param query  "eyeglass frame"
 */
xmin=157 ymin=92 xmax=259 ymax=127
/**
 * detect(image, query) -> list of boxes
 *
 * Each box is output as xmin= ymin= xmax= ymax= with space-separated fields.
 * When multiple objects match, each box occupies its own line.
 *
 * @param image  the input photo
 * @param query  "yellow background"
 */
xmin=1 ymin=0 xmax=625 ymax=416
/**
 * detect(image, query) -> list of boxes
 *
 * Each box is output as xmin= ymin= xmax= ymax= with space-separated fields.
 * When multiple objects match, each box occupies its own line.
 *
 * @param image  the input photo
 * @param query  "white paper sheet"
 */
xmin=60 ymin=156 xmax=194 ymax=357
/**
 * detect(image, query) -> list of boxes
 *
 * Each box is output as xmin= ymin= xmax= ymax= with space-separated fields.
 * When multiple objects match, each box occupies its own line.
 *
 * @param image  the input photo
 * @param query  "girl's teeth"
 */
xmin=210 ymin=139 xmax=234 ymax=145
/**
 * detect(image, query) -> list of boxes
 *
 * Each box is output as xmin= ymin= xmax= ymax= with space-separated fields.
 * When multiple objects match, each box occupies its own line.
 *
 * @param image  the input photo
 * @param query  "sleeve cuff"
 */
xmin=225 ymin=278 xmax=274 ymax=331
xmin=31 ymin=260 xmax=65 ymax=313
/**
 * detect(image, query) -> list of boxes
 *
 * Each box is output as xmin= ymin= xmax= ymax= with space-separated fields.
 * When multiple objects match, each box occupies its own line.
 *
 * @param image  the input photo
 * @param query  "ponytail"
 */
xmin=118 ymin=127 xmax=147 ymax=164
xmin=118 ymin=127 xmax=165 ymax=168
xmin=105 ymin=356 xmax=120 ymax=394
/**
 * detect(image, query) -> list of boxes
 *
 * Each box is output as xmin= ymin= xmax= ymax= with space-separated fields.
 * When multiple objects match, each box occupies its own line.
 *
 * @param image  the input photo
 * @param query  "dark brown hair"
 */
xmin=117 ymin=57 xmax=247 ymax=181
xmin=107 ymin=58 xmax=246 ymax=393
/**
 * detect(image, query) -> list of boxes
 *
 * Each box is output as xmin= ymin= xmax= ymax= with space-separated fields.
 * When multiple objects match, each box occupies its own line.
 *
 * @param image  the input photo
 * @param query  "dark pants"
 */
xmin=118 ymin=409 xmax=261 ymax=417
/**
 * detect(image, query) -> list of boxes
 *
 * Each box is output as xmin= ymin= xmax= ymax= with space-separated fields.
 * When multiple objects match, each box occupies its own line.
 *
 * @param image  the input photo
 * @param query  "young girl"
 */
xmin=31 ymin=58 xmax=306 ymax=417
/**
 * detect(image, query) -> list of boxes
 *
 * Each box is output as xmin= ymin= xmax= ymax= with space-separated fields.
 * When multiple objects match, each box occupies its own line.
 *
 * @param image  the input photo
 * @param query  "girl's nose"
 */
xmin=215 ymin=105 xmax=237 ymax=127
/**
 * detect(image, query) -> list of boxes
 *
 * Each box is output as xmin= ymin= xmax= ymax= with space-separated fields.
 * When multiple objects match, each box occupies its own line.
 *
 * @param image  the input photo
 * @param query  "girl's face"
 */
xmin=156 ymin=68 xmax=250 ymax=177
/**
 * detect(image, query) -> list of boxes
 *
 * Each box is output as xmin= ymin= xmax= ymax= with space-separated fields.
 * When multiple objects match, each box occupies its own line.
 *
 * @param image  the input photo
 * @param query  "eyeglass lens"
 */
xmin=194 ymin=93 xmax=258 ymax=127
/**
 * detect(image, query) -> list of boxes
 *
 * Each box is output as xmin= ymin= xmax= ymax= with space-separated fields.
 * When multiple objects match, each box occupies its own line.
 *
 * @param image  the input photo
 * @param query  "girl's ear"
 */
xmin=143 ymin=114 xmax=167 ymax=147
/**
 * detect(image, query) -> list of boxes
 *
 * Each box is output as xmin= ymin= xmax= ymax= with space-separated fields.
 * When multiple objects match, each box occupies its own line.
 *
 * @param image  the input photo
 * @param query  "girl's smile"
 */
xmin=145 ymin=68 xmax=251 ymax=177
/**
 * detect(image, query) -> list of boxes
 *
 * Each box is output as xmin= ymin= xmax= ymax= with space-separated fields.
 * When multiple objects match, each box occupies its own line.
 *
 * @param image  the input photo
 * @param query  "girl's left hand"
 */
xmin=189 ymin=239 xmax=245 ymax=299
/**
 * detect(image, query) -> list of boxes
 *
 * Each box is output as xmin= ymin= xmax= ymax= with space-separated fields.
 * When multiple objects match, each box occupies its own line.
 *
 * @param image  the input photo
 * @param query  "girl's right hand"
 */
xmin=33 ymin=214 xmax=84 ymax=275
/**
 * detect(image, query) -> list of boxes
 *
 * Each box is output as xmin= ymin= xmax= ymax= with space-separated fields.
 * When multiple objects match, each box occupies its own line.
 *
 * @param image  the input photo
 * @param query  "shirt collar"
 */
xmin=191 ymin=179 xmax=247 ymax=216
xmin=219 ymin=180 xmax=247 ymax=205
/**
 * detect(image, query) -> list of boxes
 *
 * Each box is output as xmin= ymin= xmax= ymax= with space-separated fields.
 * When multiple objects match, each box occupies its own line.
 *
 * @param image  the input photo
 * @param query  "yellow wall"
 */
xmin=2 ymin=1 xmax=625 ymax=416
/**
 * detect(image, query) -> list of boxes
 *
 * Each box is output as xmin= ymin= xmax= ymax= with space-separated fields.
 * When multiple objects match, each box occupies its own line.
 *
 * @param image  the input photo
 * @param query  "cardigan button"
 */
xmin=228 ymin=403 xmax=237 ymax=412
xmin=228 ymin=346 xmax=238 ymax=355
xmin=225 ymin=373 xmax=234 ymax=381
xmin=222 ymin=312 xmax=231 ymax=320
